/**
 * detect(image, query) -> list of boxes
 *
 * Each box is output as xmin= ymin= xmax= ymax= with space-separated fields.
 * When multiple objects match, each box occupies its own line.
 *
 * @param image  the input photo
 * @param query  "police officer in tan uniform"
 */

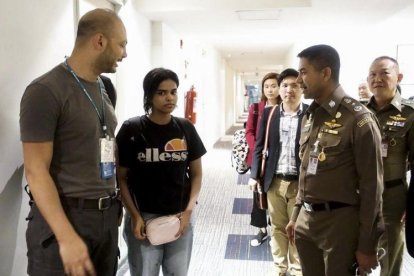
xmin=366 ymin=56 xmax=414 ymax=276
xmin=286 ymin=45 xmax=384 ymax=276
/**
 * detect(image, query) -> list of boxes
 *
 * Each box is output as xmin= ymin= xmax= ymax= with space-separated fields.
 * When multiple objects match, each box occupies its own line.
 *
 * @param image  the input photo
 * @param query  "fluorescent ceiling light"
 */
xmin=236 ymin=9 xmax=282 ymax=21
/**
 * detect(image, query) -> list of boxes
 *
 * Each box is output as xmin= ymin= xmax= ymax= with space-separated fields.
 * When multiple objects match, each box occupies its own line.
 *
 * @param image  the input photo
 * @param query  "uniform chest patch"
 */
xmin=357 ymin=116 xmax=373 ymax=128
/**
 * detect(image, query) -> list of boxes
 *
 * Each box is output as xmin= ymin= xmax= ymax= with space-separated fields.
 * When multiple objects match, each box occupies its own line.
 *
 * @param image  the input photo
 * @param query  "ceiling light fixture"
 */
xmin=236 ymin=9 xmax=282 ymax=21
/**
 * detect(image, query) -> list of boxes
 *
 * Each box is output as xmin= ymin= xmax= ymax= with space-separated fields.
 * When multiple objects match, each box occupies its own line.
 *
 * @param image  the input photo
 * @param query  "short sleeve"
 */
xmin=183 ymin=121 xmax=207 ymax=161
xmin=20 ymin=83 xmax=60 ymax=142
xmin=116 ymin=121 xmax=135 ymax=168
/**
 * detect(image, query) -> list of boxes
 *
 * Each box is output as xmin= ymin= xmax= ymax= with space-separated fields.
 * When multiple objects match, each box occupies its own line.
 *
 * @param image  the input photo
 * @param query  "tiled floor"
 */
xmin=117 ymin=132 xmax=414 ymax=276
xmin=224 ymin=234 xmax=273 ymax=262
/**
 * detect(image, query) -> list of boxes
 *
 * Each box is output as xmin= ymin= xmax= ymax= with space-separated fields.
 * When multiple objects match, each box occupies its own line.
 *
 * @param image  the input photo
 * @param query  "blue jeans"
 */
xmin=124 ymin=212 xmax=194 ymax=276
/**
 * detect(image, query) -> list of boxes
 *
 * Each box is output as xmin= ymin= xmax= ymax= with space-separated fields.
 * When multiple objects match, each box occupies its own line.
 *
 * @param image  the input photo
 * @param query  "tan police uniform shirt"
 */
xmin=291 ymin=85 xmax=384 ymax=254
xmin=367 ymin=92 xmax=414 ymax=182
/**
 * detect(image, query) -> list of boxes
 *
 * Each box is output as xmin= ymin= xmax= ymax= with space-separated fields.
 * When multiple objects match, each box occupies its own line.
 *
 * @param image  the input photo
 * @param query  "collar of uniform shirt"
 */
xmin=367 ymin=89 xmax=403 ymax=113
xmin=306 ymin=101 xmax=319 ymax=118
xmin=319 ymin=85 xmax=346 ymax=118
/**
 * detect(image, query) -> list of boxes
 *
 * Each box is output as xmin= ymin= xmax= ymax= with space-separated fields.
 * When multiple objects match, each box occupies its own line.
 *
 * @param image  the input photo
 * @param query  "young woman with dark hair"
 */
xmin=116 ymin=68 xmax=206 ymax=275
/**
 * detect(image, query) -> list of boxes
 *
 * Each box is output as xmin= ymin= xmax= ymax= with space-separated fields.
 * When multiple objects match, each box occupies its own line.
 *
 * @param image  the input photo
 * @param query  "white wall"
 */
xmin=147 ymin=21 xmax=228 ymax=148
xmin=235 ymin=74 xmax=247 ymax=120
xmin=224 ymin=62 xmax=237 ymax=133
xmin=0 ymin=1 xmax=153 ymax=275
xmin=283 ymin=3 xmax=414 ymax=100
xmin=0 ymin=1 xmax=228 ymax=274
xmin=196 ymin=46 xmax=227 ymax=147
xmin=115 ymin=1 xmax=152 ymax=124
xmin=0 ymin=1 xmax=75 ymax=275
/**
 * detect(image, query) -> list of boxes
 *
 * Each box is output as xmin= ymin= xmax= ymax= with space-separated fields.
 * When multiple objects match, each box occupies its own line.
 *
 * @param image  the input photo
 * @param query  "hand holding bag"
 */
xmin=145 ymin=215 xmax=181 ymax=246
xmin=255 ymin=105 xmax=278 ymax=210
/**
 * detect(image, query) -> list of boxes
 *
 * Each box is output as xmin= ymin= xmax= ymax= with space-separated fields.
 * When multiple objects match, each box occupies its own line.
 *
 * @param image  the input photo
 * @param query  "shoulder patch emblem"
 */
xmin=344 ymin=98 xmax=352 ymax=104
xmin=402 ymin=99 xmax=414 ymax=109
xmin=354 ymin=106 xmax=362 ymax=112
xmin=357 ymin=115 xmax=373 ymax=128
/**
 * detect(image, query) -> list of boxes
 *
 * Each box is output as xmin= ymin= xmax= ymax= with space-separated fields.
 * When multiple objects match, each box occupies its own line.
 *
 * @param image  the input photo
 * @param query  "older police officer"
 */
xmin=366 ymin=56 xmax=414 ymax=276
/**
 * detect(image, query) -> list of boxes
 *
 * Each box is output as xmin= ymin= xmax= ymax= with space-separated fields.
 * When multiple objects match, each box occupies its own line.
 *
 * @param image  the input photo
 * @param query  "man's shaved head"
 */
xmin=75 ymin=8 xmax=123 ymax=46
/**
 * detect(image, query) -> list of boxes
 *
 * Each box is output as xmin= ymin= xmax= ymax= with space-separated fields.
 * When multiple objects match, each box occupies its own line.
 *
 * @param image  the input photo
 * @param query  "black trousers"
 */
xmin=26 ymin=201 xmax=121 ymax=276
xmin=406 ymin=169 xmax=414 ymax=257
xmin=250 ymin=191 xmax=267 ymax=228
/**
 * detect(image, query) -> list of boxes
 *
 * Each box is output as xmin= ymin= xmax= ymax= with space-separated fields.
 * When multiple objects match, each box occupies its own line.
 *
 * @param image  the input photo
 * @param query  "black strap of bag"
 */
xmin=257 ymin=105 xmax=278 ymax=209
xmin=172 ymin=117 xmax=192 ymax=212
xmin=260 ymin=105 xmax=278 ymax=179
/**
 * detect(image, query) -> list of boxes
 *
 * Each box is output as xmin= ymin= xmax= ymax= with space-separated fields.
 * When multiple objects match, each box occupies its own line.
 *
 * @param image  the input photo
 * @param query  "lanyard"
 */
xmin=64 ymin=58 xmax=108 ymax=136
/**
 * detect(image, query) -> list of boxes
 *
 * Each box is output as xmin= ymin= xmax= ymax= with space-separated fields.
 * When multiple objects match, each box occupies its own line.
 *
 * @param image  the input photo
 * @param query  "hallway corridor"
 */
xmin=117 ymin=122 xmax=414 ymax=276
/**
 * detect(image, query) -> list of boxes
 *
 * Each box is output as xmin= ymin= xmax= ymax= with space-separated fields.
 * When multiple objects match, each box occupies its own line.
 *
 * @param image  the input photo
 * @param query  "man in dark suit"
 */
xmin=249 ymin=68 xmax=308 ymax=276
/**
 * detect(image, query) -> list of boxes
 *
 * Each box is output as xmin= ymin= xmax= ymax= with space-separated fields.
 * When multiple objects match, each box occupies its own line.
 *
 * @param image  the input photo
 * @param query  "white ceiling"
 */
xmin=134 ymin=0 xmax=414 ymax=80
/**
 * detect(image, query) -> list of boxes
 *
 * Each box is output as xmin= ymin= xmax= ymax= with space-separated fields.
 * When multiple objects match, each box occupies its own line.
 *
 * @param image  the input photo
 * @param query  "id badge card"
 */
xmin=100 ymin=137 xmax=115 ymax=179
xmin=307 ymin=151 xmax=319 ymax=175
xmin=381 ymin=141 xmax=388 ymax=157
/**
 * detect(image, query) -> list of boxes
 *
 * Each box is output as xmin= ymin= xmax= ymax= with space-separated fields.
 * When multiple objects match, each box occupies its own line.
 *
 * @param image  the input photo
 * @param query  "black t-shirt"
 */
xmin=116 ymin=116 xmax=206 ymax=214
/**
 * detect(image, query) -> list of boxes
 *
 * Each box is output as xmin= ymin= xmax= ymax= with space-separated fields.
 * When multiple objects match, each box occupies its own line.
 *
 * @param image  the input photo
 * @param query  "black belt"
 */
xmin=384 ymin=179 xmax=404 ymax=189
xmin=61 ymin=195 xmax=118 ymax=211
xmin=302 ymin=201 xmax=352 ymax=212
xmin=276 ymin=174 xmax=298 ymax=181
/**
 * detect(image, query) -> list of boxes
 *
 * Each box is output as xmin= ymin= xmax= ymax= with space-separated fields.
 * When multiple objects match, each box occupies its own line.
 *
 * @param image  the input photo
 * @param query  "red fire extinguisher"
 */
xmin=185 ymin=85 xmax=197 ymax=124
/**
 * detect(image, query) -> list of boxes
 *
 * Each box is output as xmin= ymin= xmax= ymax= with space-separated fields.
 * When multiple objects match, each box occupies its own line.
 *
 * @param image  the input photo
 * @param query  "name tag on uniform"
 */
xmin=307 ymin=151 xmax=319 ymax=175
xmin=381 ymin=141 xmax=388 ymax=157
xmin=100 ymin=137 xmax=115 ymax=179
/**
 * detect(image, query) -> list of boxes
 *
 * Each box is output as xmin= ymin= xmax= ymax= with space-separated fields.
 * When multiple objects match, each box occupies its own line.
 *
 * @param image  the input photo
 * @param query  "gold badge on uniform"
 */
xmin=318 ymin=149 xmax=326 ymax=162
xmin=321 ymin=128 xmax=338 ymax=135
xmin=389 ymin=114 xmax=406 ymax=121
xmin=324 ymin=120 xmax=342 ymax=129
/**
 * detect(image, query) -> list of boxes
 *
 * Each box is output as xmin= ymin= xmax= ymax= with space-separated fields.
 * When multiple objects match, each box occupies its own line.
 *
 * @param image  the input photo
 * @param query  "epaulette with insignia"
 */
xmin=342 ymin=97 xmax=369 ymax=115
xmin=402 ymin=98 xmax=414 ymax=110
